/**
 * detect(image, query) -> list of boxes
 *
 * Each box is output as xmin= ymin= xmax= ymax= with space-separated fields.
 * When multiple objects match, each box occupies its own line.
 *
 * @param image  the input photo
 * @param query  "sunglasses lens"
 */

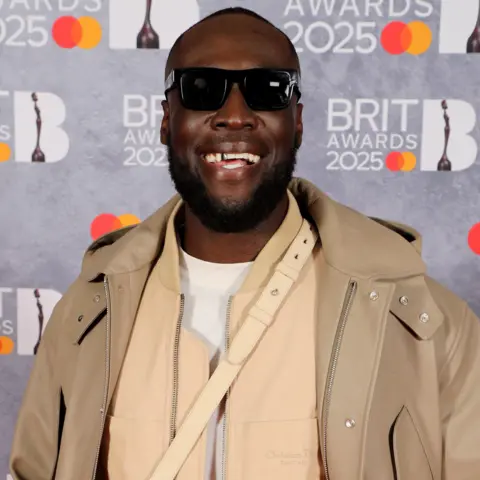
xmin=245 ymin=70 xmax=294 ymax=110
xmin=176 ymin=69 xmax=298 ymax=111
xmin=180 ymin=70 xmax=226 ymax=110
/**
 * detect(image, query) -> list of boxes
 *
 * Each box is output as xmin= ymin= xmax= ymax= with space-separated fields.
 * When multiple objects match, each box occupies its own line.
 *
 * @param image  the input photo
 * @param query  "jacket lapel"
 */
xmin=105 ymin=266 xmax=152 ymax=407
xmin=285 ymin=179 xmax=445 ymax=478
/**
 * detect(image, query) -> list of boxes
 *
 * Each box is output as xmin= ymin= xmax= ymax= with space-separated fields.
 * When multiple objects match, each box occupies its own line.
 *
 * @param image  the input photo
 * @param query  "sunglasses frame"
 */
xmin=164 ymin=67 xmax=302 ymax=111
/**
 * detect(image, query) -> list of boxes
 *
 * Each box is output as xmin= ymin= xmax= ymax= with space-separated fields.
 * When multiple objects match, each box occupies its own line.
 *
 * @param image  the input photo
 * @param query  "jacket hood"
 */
xmin=81 ymin=177 xmax=426 ymax=282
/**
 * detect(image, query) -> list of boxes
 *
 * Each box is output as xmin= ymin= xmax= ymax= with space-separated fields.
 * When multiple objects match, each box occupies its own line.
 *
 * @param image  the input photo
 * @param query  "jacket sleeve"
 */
xmin=440 ymin=303 xmax=480 ymax=479
xmin=9 ymin=302 xmax=64 ymax=480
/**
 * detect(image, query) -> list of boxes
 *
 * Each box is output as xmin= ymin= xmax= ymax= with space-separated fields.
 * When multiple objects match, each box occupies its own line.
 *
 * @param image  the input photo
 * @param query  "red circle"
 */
xmin=90 ymin=214 xmax=122 ymax=241
xmin=468 ymin=223 xmax=480 ymax=255
xmin=52 ymin=16 xmax=81 ymax=48
xmin=385 ymin=152 xmax=404 ymax=171
xmin=381 ymin=22 xmax=410 ymax=55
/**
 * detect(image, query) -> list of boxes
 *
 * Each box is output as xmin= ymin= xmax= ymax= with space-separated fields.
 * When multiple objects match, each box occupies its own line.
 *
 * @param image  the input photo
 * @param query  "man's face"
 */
xmin=161 ymin=15 xmax=303 ymax=233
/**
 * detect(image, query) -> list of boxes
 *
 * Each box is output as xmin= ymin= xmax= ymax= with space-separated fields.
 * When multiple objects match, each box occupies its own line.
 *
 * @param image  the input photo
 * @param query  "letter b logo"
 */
xmin=14 ymin=92 xmax=69 ymax=163
xmin=420 ymin=100 xmax=477 ymax=171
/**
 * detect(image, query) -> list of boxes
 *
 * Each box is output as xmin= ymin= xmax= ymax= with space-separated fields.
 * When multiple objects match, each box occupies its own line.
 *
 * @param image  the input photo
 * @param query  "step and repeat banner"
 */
xmin=1 ymin=0 xmax=479 ymax=475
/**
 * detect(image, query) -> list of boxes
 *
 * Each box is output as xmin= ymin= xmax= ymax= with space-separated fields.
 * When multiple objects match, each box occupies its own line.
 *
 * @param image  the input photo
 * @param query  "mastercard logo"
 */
xmin=52 ymin=16 xmax=102 ymax=49
xmin=0 ymin=336 xmax=14 ymax=355
xmin=385 ymin=152 xmax=417 ymax=172
xmin=0 ymin=143 xmax=11 ymax=162
xmin=381 ymin=21 xmax=432 ymax=55
xmin=468 ymin=223 xmax=480 ymax=255
xmin=91 ymin=213 xmax=141 ymax=241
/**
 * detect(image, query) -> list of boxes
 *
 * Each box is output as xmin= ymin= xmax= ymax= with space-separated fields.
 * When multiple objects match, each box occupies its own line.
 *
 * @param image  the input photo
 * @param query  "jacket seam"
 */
xmin=437 ymin=301 xmax=469 ymax=380
xmin=358 ymin=282 xmax=396 ymax=474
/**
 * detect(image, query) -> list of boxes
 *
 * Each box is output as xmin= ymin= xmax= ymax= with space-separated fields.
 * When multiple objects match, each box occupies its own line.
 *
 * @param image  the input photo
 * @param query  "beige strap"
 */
xmin=146 ymin=219 xmax=318 ymax=480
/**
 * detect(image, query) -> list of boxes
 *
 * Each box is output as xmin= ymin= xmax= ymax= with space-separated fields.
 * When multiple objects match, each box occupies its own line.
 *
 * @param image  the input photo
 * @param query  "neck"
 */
xmin=181 ymin=194 xmax=289 ymax=264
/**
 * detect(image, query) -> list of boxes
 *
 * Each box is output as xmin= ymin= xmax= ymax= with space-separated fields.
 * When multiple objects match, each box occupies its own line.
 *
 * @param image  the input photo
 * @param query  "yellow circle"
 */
xmin=77 ymin=17 xmax=102 ymax=49
xmin=0 ymin=336 xmax=14 ymax=355
xmin=117 ymin=213 xmax=141 ymax=228
xmin=401 ymin=152 xmax=417 ymax=171
xmin=406 ymin=21 xmax=432 ymax=55
xmin=0 ymin=143 xmax=11 ymax=162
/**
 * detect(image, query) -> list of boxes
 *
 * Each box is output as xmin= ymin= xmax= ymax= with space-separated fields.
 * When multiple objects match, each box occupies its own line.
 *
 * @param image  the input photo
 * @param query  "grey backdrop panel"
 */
xmin=1 ymin=0 xmax=479 ymax=476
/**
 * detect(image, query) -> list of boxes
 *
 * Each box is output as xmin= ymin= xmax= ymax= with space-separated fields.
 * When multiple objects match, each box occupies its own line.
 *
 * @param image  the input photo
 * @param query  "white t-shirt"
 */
xmin=179 ymin=248 xmax=253 ymax=479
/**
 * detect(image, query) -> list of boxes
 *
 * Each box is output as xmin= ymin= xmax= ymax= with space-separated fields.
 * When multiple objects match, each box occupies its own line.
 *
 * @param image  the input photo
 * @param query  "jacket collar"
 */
xmin=287 ymin=178 xmax=426 ymax=280
xmin=151 ymin=189 xmax=304 ymax=292
xmin=80 ymin=177 xmax=426 ymax=283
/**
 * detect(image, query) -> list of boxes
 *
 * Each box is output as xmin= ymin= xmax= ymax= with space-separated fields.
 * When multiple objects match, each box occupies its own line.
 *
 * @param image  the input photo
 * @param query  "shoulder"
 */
xmin=425 ymin=276 xmax=469 ymax=322
xmin=86 ymin=225 xmax=138 ymax=254
xmin=425 ymin=275 xmax=478 ymax=371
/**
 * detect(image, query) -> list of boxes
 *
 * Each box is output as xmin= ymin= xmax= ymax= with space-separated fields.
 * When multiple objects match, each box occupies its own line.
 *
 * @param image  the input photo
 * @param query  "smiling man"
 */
xmin=9 ymin=7 xmax=480 ymax=480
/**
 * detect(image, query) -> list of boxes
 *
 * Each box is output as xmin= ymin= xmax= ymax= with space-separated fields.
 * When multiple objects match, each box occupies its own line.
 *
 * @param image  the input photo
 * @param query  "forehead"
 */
xmin=174 ymin=15 xmax=296 ymax=71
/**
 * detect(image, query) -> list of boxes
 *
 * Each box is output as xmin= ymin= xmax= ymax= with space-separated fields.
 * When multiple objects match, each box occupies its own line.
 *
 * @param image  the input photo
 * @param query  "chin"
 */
xmin=167 ymin=145 xmax=298 ymax=232
xmin=207 ymin=186 xmax=256 ymax=205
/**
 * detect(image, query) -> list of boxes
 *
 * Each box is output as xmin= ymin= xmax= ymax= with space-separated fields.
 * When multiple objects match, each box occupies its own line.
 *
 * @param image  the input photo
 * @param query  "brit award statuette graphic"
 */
xmin=467 ymin=0 xmax=480 ymax=52
xmin=137 ymin=0 xmax=160 ymax=49
xmin=31 ymin=93 xmax=46 ymax=163
xmin=437 ymin=100 xmax=452 ymax=171
xmin=33 ymin=289 xmax=44 ymax=356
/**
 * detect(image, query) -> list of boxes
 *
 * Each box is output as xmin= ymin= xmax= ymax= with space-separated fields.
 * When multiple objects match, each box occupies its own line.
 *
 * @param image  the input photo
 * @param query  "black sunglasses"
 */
xmin=164 ymin=67 xmax=302 ymax=111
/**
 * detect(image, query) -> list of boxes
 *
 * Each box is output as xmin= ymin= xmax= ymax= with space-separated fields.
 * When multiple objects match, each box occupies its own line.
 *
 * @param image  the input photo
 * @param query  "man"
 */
xmin=9 ymin=7 xmax=480 ymax=480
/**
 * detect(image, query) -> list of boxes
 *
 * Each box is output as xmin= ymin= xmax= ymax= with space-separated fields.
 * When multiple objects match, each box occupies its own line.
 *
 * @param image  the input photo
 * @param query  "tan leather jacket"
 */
xmin=10 ymin=178 xmax=480 ymax=480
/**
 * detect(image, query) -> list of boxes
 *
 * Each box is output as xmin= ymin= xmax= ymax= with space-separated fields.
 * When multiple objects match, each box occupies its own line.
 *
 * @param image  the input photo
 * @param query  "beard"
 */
xmin=167 ymin=144 xmax=297 ymax=233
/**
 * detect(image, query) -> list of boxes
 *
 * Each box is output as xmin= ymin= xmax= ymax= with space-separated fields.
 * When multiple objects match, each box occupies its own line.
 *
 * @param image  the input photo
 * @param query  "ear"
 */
xmin=295 ymin=102 xmax=303 ymax=149
xmin=160 ymin=99 xmax=170 ymax=146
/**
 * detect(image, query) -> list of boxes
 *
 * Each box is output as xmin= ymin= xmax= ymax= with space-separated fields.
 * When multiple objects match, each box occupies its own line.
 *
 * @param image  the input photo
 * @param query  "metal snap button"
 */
xmin=271 ymin=289 xmax=279 ymax=296
xmin=345 ymin=418 xmax=356 ymax=428
xmin=399 ymin=296 xmax=409 ymax=306
xmin=94 ymin=294 xmax=101 ymax=303
xmin=420 ymin=313 xmax=429 ymax=323
xmin=369 ymin=291 xmax=379 ymax=301
xmin=77 ymin=315 xmax=83 ymax=322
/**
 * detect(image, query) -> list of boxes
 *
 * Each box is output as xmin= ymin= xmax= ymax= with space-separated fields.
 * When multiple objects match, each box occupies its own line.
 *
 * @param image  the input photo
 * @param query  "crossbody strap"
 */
xmin=146 ymin=218 xmax=318 ymax=480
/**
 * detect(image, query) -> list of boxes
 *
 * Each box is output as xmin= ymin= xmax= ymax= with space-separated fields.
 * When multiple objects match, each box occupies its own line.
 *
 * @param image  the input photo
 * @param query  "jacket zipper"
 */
xmin=92 ymin=277 xmax=112 ymax=480
xmin=322 ymin=280 xmax=357 ymax=480
xmin=221 ymin=296 xmax=233 ymax=480
xmin=169 ymin=294 xmax=231 ymax=478
xmin=170 ymin=293 xmax=185 ymax=447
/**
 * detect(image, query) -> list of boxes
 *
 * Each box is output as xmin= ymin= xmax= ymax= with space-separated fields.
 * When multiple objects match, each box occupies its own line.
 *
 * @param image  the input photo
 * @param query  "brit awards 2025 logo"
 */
xmin=282 ymin=0 xmax=480 ymax=55
xmin=109 ymin=0 xmax=200 ymax=50
xmin=325 ymin=98 xmax=478 ymax=171
xmin=0 ymin=0 xmax=101 ymax=49
xmin=122 ymin=94 xmax=168 ymax=167
xmin=0 ymin=287 xmax=61 ymax=356
xmin=0 ymin=91 xmax=69 ymax=163
xmin=282 ymin=0 xmax=434 ymax=55
xmin=439 ymin=0 xmax=480 ymax=53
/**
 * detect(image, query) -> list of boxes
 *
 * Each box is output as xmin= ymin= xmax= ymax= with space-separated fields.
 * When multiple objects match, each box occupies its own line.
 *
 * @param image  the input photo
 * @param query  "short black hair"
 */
xmin=165 ymin=7 xmax=300 ymax=80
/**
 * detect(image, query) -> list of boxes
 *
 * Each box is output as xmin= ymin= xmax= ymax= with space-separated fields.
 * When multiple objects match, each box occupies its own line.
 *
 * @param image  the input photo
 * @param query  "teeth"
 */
xmin=204 ymin=153 xmax=261 ymax=164
xmin=221 ymin=163 xmax=244 ymax=170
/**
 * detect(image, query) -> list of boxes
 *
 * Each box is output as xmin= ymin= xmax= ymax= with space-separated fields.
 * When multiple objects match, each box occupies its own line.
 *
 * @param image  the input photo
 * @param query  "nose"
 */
xmin=211 ymin=84 xmax=258 ymax=131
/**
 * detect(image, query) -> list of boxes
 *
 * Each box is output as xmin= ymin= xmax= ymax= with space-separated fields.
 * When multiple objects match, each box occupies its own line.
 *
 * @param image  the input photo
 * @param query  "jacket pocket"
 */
xmin=390 ymin=406 xmax=433 ymax=480
xmin=241 ymin=418 xmax=320 ymax=480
